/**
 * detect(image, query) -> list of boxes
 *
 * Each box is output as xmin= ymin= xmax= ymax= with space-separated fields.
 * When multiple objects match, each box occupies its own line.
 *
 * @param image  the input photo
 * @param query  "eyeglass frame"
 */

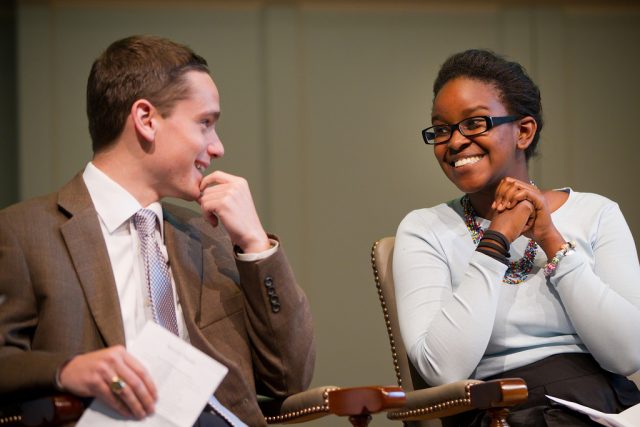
xmin=421 ymin=115 xmax=521 ymax=145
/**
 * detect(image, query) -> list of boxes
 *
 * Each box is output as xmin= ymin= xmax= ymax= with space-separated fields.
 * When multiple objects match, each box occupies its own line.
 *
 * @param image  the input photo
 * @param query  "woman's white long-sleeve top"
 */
xmin=394 ymin=189 xmax=640 ymax=386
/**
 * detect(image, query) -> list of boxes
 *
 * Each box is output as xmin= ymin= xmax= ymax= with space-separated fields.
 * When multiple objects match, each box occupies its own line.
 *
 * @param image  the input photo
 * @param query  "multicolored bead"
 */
xmin=461 ymin=195 xmax=538 ymax=285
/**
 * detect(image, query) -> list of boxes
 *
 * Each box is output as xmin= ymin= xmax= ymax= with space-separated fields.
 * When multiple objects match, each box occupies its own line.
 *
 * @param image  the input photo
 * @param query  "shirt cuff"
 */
xmin=54 ymin=357 xmax=75 ymax=391
xmin=235 ymin=238 xmax=279 ymax=262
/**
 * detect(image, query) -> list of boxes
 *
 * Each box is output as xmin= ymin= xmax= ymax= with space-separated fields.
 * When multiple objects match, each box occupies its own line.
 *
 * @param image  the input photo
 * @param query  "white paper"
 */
xmin=547 ymin=395 xmax=640 ymax=427
xmin=77 ymin=322 xmax=228 ymax=427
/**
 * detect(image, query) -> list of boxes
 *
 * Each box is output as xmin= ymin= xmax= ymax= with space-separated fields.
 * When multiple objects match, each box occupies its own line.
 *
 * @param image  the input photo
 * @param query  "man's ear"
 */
xmin=516 ymin=116 xmax=537 ymax=151
xmin=131 ymin=99 xmax=158 ymax=143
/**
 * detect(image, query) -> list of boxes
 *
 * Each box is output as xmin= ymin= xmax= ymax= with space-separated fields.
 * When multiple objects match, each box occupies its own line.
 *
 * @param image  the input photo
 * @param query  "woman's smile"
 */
xmin=451 ymin=154 xmax=485 ymax=168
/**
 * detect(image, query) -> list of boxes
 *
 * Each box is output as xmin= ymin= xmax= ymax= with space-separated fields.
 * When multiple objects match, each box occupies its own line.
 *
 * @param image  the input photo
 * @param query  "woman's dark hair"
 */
xmin=433 ymin=49 xmax=543 ymax=160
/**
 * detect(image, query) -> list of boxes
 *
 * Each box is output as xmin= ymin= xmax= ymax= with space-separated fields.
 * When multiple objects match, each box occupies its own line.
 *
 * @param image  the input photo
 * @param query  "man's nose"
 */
xmin=209 ymin=137 xmax=224 ymax=158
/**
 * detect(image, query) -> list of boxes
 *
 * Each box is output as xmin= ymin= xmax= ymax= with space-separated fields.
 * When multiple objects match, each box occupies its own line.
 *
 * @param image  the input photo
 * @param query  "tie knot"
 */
xmin=134 ymin=209 xmax=158 ymax=237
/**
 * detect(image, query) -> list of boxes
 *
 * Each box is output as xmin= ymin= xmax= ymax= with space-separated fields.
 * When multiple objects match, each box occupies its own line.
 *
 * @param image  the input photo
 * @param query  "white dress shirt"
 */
xmin=83 ymin=162 xmax=190 ymax=343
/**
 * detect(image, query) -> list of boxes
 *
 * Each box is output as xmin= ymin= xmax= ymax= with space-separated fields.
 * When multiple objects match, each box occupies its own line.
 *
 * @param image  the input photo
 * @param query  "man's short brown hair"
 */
xmin=87 ymin=35 xmax=209 ymax=152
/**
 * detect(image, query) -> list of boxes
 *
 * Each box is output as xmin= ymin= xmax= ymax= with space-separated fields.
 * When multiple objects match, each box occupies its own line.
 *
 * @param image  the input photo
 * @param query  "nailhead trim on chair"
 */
xmin=0 ymin=414 xmax=22 ymax=424
xmin=263 ymin=387 xmax=339 ymax=423
xmin=371 ymin=240 xmax=403 ymax=387
xmin=386 ymin=383 xmax=473 ymax=420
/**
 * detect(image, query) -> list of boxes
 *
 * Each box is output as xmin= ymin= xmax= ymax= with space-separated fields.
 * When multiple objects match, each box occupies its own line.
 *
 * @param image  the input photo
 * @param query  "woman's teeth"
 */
xmin=454 ymin=155 xmax=483 ymax=168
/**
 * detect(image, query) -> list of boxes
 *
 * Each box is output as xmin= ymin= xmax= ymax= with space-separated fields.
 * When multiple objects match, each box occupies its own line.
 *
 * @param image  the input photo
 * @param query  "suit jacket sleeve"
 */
xmin=235 ymin=238 xmax=316 ymax=397
xmin=0 ymin=207 xmax=70 ymax=397
xmin=165 ymin=203 xmax=316 ymax=408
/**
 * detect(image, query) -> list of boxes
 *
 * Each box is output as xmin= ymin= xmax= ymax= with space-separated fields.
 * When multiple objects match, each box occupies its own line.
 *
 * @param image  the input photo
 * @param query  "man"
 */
xmin=0 ymin=35 xmax=315 ymax=426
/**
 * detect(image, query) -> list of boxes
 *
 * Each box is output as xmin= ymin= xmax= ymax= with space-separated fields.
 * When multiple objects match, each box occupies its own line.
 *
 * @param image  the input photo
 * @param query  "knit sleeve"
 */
xmin=394 ymin=209 xmax=507 ymax=385
xmin=551 ymin=202 xmax=640 ymax=375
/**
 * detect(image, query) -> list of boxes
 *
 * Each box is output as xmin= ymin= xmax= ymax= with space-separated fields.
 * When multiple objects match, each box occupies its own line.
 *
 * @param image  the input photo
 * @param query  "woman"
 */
xmin=393 ymin=49 xmax=640 ymax=426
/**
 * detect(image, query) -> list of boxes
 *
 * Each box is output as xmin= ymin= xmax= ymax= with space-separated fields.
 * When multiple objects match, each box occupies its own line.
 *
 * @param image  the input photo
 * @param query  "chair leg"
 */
xmin=348 ymin=414 xmax=372 ymax=427
xmin=488 ymin=407 xmax=510 ymax=427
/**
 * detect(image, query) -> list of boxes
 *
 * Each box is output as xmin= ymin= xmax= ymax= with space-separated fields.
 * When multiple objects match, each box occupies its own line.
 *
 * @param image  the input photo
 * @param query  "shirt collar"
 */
xmin=82 ymin=162 xmax=165 ymax=236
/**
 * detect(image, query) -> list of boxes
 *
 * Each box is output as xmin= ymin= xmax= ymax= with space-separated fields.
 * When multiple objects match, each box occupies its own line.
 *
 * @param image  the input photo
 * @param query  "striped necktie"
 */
xmin=134 ymin=209 xmax=179 ymax=336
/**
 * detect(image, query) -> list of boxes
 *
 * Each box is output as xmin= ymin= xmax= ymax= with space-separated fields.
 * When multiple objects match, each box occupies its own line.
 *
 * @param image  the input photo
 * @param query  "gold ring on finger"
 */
xmin=109 ymin=376 xmax=127 ymax=395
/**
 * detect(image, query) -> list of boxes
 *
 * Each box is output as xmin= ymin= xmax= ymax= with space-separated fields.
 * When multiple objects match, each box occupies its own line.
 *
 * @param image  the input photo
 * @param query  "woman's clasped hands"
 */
xmin=490 ymin=177 xmax=565 ymax=257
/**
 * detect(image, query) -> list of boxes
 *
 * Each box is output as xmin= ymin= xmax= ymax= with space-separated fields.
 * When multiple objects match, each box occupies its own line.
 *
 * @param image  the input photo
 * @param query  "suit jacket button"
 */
xmin=271 ymin=301 xmax=281 ymax=313
xmin=264 ymin=276 xmax=273 ymax=288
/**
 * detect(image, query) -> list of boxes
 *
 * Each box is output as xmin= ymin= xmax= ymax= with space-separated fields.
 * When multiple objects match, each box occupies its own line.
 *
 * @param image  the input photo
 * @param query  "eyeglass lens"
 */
xmin=427 ymin=117 xmax=489 ymax=144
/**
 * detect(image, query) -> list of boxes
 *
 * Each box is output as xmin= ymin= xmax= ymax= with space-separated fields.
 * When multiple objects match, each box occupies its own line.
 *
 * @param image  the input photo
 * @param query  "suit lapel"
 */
xmin=163 ymin=211 xmax=238 ymax=369
xmin=59 ymin=174 xmax=126 ymax=347
xmin=163 ymin=208 xmax=255 ymax=405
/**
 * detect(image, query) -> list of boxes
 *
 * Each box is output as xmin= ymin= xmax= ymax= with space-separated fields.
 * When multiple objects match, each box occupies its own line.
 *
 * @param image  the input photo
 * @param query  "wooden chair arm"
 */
xmin=0 ymin=394 xmax=86 ymax=426
xmin=328 ymin=385 xmax=406 ymax=416
xmin=261 ymin=385 xmax=406 ymax=424
xmin=470 ymin=378 xmax=528 ymax=409
xmin=260 ymin=385 xmax=341 ymax=424
xmin=386 ymin=378 xmax=527 ymax=422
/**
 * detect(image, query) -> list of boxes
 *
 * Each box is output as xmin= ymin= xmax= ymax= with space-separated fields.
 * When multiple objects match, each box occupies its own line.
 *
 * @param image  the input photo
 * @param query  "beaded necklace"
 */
xmin=461 ymin=195 xmax=538 ymax=285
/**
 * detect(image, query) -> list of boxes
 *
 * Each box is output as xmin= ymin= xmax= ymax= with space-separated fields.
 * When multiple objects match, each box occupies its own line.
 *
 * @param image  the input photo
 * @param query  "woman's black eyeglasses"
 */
xmin=422 ymin=116 xmax=520 ymax=145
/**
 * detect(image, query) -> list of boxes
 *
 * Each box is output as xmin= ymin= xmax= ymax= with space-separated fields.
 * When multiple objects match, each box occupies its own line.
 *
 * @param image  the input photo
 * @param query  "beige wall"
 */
xmin=17 ymin=1 xmax=640 ymax=425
